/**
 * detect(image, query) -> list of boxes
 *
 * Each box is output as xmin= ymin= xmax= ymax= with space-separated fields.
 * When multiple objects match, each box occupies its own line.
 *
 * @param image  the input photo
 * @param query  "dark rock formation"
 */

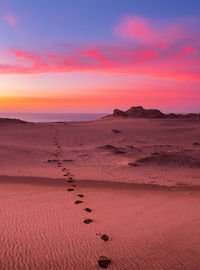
xmin=113 ymin=109 xmax=127 ymax=117
xmin=167 ymin=113 xmax=179 ymax=118
xmin=108 ymin=106 xmax=200 ymax=119
xmin=125 ymin=106 xmax=165 ymax=118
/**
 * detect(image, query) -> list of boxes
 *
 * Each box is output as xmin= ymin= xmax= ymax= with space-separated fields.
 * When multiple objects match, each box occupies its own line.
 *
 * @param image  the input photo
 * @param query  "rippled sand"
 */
xmin=1 ymin=176 xmax=200 ymax=270
xmin=1 ymin=118 xmax=200 ymax=269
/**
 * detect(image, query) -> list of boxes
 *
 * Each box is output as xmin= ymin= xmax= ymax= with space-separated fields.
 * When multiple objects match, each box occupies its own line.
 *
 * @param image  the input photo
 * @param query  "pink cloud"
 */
xmin=4 ymin=13 xmax=17 ymax=27
xmin=114 ymin=15 xmax=199 ymax=47
xmin=0 ymin=16 xmax=199 ymax=81
xmin=0 ymin=44 xmax=197 ymax=81
xmin=183 ymin=46 xmax=196 ymax=54
xmin=78 ymin=50 xmax=108 ymax=66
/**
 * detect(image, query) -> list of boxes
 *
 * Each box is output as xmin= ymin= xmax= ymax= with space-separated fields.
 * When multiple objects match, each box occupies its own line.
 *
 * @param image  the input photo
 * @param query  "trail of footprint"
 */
xmin=51 ymin=129 xmax=111 ymax=268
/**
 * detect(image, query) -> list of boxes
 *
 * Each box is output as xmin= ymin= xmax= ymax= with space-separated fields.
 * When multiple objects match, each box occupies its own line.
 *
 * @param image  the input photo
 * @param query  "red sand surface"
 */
xmin=0 ymin=118 xmax=200 ymax=269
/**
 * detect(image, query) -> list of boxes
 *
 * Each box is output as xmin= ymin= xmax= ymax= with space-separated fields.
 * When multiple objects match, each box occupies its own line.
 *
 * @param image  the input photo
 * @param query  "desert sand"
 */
xmin=1 ymin=117 xmax=200 ymax=269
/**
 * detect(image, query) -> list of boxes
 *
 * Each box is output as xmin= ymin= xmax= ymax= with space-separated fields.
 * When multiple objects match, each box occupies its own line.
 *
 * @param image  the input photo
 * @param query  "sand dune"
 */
xmin=1 ymin=118 xmax=200 ymax=269
xmin=1 ymin=118 xmax=200 ymax=186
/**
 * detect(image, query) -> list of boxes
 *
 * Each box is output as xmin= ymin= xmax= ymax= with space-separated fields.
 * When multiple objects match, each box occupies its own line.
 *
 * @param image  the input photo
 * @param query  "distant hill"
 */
xmin=0 ymin=118 xmax=27 ymax=124
xmin=106 ymin=106 xmax=200 ymax=119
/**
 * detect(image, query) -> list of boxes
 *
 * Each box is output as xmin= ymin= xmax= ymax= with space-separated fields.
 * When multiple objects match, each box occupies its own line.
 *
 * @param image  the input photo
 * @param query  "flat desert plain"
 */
xmin=0 ymin=117 xmax=200 ymax=269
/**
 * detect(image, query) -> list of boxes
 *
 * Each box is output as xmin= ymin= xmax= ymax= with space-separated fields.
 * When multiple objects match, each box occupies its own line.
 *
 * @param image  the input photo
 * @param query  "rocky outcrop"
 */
xmin=125 ymin=106 xmax=165 ymax=118
xmin=113 ymin=109 xmax=127 ymax=117
xmin=108 ymin=106 xmax=200 ymax=119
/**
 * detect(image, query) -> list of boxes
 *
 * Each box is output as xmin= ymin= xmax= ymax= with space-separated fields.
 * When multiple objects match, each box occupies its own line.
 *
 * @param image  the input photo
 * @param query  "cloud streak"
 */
xmin=0 ymin=15 xmax=199 ymax=81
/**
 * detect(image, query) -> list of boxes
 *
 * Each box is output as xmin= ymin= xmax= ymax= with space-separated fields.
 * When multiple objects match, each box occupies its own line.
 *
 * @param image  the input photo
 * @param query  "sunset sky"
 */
xmin=0 ymin=0 xmax=200 ymax=113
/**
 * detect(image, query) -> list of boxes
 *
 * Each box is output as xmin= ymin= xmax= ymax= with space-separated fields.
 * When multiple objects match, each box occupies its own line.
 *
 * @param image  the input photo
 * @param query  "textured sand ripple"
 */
xmin=1 ymin=118 xmax=200 ymax=269
xmin=1 ymin=177 xmax=200 ymax=269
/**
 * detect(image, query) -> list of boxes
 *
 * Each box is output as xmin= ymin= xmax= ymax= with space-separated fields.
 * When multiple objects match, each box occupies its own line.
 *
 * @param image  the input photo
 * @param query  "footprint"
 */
xmin=68 ymin=180 xmax=74 ymax=183
xmin=84 ymin=208 xmax=92 ymax=212
xmin=52 ymin=131 xmax=112 ymax=266
xmin=83 ymin=219 xmax=93 ymax=224
xmin=101 ymin=234 xmax=109 ymax=241
xmin=98 ymin=256 xmax=111 ymax=268
xmin=74 ymin=200 xmax=83 ymax=204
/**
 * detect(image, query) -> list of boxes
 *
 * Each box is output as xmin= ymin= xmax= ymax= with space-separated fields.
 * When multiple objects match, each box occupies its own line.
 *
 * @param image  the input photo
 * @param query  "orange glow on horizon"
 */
xmin=1 ymin=87 xmax=200 ymax=112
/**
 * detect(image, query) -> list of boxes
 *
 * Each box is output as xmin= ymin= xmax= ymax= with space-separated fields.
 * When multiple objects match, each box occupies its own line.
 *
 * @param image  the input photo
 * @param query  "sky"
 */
xmin=0 ymin=0 xmax=200 ymax=113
